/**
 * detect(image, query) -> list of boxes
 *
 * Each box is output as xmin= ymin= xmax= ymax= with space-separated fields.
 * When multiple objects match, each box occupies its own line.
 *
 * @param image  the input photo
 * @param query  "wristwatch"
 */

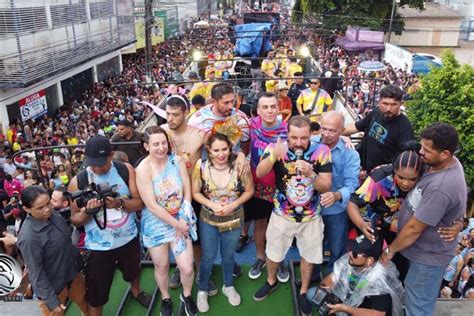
xmin=118 ymin=198 xmax=125 ymax=210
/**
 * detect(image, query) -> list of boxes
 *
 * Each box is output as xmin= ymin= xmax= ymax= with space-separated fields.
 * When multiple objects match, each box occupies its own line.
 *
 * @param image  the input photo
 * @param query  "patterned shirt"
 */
xmin=249 ymin=116 xmax=288 ymax=201
xmin=263 ymin=141 xmax=332 ymax=222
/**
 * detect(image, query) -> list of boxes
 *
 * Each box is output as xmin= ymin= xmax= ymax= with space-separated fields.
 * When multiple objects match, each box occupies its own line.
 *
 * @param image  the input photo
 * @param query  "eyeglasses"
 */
xmin=310 ymin=82 xmax=320 ymax=85
xmin=352 ymin=251 xmax=367 ymax=259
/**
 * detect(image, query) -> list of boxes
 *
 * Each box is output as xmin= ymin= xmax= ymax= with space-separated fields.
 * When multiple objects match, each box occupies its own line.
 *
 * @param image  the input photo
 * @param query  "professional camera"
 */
xmin=309 ymin=286 xmax=343 ymax=316
xmin=67 ymin=183 xmax=119 ymax=215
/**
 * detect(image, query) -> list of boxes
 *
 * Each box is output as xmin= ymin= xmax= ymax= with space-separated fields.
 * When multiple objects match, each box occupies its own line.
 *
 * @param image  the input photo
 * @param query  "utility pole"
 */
xmin=145 ymin=0 xmax=153 ymax=83
xmin=387 ymin=0 xmax=398 ymax=43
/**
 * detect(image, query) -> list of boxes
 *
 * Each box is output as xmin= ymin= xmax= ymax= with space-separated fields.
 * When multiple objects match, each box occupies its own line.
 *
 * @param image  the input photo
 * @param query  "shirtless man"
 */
xmin=163 ymin=95 xmax=205 ymax=175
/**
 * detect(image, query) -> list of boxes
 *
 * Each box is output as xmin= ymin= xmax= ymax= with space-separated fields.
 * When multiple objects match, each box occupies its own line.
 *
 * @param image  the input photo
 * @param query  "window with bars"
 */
xmin=0 ymin=7 xmax=48 ymax=37
xmin=90 ymin=1 xmax=114 ymax=20
xmin=50 ymin=3 xmax=88 ymax=28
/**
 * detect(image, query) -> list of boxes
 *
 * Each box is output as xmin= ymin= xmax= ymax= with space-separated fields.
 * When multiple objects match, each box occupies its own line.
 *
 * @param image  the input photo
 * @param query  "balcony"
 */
xmin=0 ymin=0 xmax=136 ymax=89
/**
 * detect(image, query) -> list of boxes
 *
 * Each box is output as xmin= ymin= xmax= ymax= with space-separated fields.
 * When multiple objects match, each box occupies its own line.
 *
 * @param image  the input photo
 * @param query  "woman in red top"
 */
xmin=277 ymin=84 xmax=292 ymax=121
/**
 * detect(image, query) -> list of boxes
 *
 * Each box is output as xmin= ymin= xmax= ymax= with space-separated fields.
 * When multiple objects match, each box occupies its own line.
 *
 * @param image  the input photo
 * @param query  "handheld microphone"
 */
xmin=295 ymin=149 xmax=303 ymax=176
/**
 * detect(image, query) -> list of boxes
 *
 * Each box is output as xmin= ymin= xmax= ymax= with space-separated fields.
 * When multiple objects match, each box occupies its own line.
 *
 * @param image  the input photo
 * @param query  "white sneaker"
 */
xmin=197 ymin=290 xmax=209 ymax=313
xmin=222 ymin=286 xmax=241 ymax=306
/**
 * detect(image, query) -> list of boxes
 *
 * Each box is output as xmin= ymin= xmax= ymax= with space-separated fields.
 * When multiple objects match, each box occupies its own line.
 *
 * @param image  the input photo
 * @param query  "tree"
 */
xmin=406 ymin=50 xmax=474 ymax=188
xmin=292 ymin=0 xmax=424 ymax=34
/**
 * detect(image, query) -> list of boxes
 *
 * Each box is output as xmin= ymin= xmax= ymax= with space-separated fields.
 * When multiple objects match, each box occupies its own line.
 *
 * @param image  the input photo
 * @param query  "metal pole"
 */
xmin=387 ymin=0 xmax=396 ymax=43
xmin=145 ymin=0 xmax=153 ymax=83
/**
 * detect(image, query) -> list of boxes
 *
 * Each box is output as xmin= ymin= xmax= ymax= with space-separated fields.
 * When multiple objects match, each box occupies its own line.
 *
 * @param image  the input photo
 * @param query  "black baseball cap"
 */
xmin=85 ymin=135 xmax=111 ymax=166
xmin=348 ymin=235 xmax=383 ymax=260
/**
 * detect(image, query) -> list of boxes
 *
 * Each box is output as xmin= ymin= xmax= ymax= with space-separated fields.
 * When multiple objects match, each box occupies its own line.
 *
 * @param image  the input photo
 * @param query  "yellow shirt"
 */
xmin=190 ymin=82 xmax=208 ymax=100
xmin=67 ymin=137 xmax=79 ymax=145
xmin=287 ymin=63 xmax=303 ymax=86
xmin=261 ymin=59 xmax=276 ymax=76
xmin=205 ymin=65 xmax=222 ymax=79
xmin=296 ymin=88 xmax=333 ymax=121
xmin=12 ymin=142 xmax=21 ymax=152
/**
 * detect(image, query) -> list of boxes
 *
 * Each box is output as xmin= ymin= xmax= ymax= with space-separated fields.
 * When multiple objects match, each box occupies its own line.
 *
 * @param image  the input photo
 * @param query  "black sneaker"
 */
xmin=233 ymin=263 xmax=242 ymax=277
xmin=160 ymin=298 xmax=172 ymax=316
xmin=180 ymin=293 xmax=197 ymax=316
xmin=132 ymin=290 xmax=152 ymax=308
xmin=236 ymin=235 xmax=249 ymax=253
xmin=169 ymin=268 xmax=181 ymax=289
xmin=299 ymin=293 xmax=312 ymax=316
xmin=253 ymin=281 xmax=278 ymax=301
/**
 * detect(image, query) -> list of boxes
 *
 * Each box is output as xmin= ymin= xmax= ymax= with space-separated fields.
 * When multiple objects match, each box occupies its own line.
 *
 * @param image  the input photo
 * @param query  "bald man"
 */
xmin=317 ymin=111 xmax=361 ymax=274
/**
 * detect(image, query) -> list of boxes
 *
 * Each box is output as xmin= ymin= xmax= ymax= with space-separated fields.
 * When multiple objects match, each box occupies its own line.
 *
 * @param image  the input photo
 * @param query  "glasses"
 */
xmin=352 ymin=251 xmax=367 ymax=259
xmin=310 ymin=82 xmax=320 ymax=85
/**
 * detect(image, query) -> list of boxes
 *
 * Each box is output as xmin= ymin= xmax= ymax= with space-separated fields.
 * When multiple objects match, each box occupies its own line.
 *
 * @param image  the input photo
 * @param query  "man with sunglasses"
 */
xmin=296 ymin=78 xmax=333 ymax=122
xmin=307 ymin=235 xmax=404 ymax=316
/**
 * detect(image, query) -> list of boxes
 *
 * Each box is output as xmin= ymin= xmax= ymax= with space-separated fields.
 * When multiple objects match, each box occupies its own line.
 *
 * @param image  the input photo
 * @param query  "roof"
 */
xmin=399 ymin=3 xmax=462 ymax=19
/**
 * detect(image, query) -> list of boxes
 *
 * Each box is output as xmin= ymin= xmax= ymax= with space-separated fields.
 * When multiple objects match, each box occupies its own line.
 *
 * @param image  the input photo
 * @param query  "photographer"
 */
xmin=307 ymin=235 xmax=404 ymax=316
xmin=16 ymin=185 xmax=89 ymax=316
xmin=68 ymin=136 xmax=150 ymax=316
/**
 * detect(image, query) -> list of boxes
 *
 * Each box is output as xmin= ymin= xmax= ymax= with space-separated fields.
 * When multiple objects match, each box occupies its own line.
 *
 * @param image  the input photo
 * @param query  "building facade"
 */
xmin=390 ymin=2 xmax=462 ymax=47
xmin=0 ymin=0 xmax=135 ymax=133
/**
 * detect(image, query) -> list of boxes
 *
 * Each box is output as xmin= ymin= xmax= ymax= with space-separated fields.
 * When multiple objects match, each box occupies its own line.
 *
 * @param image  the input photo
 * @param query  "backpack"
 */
xmin=77 ymin=160 xmax=129 ymax=190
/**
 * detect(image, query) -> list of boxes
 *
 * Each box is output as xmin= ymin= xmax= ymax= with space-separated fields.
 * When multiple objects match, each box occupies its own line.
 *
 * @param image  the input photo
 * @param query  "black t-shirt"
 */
xmin=110 ymin=131 xmax=145 ymax=166
xmin=358 ymin=293 xmax=392 ymax=315
xmin=355 ymin=109 xmax=414 ymax=172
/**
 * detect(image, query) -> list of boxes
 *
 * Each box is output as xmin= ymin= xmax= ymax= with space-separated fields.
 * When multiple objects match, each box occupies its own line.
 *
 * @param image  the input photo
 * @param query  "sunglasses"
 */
xmin=352 ymin=251 xmax=367 ymax=259
xmin=310 ymin=82 xmax=320 ymax=85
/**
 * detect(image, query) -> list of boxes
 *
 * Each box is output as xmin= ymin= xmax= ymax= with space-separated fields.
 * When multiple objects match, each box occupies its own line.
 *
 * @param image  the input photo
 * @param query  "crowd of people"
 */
xmin=0 ymin=8 xmax=473 ymax=316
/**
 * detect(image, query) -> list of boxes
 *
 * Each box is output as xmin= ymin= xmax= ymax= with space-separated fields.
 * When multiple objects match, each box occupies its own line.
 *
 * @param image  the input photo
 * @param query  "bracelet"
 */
xmin=268 ymin=151 xmax=276 ymax=164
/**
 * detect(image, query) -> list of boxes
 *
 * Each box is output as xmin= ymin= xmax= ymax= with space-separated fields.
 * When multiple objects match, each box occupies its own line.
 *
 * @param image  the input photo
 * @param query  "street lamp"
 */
xmin=387 ymin=0 xmax=400 ymax=43
xmin=299 ymin=45 xmax=311 ymax=58
xmin=192 ymin=50 xmax=203 ymax=62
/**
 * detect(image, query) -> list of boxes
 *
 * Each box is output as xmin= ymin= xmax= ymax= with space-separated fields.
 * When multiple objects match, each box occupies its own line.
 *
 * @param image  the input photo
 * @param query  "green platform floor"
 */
xmin=66 ymin=265 xmax=295 ymax=316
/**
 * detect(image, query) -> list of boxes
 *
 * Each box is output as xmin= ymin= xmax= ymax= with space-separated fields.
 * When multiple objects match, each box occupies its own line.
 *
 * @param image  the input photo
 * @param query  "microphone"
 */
xmin=295 ymin=149 xmax=303 ymax=176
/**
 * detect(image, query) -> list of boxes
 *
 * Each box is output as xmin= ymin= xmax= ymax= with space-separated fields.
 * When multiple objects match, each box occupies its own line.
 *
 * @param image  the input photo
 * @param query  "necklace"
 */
xmin=168 ymin=128 xmax=192 ymax=169
xmin=211 ymin=164 xmax=229 ymax=171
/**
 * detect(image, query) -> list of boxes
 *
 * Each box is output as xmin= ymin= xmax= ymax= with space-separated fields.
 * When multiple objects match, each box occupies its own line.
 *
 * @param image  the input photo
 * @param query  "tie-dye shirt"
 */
xmin=350 ymin=164 xmax=406 ymax=226
xmin=249 ymin=116 xmax=288 ymax=201
xmin=262 ymin=141 xmax=332 ymax=222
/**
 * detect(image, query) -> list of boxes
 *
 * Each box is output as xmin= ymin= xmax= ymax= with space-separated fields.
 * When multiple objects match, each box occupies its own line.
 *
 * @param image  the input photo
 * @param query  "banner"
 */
xmin=19 ymin=90 xmax=47 ymax=122
xmin=384 ymin=43 xmax=413 ymax=72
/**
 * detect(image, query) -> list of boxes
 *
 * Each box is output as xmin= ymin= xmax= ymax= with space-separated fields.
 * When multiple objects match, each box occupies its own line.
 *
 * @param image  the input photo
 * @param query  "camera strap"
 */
xmin=92 ymin=205 xmax=107 ymax=230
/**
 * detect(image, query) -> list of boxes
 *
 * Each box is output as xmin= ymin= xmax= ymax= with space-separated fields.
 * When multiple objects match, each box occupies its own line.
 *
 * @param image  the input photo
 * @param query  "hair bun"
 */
xmin=400 ymin=140 xmax=421 ymax=153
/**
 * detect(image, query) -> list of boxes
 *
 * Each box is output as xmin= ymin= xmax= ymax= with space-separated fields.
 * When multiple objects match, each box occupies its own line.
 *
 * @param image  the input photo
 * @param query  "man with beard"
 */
xmin=307 ymin=235 xmax=404 ymax=315
xmin=380 ymin=123 xmax=467 ymax=316
xmin=344 ymin=85 xmax=414 ymax=178
xmin=165 ymin=92 xmax=248 ymax=293
xmin=253 ymin=115 xmax=332 ymax=316
xmin=188 ymin=83 xmax=250 ymax=157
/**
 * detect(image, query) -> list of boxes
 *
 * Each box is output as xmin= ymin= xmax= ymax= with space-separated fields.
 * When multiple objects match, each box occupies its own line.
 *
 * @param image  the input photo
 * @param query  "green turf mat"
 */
xmin=66 ymin=265 xmax=295 ymax=316
xmin=65 ymin=270 xmax=129 ymax=316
